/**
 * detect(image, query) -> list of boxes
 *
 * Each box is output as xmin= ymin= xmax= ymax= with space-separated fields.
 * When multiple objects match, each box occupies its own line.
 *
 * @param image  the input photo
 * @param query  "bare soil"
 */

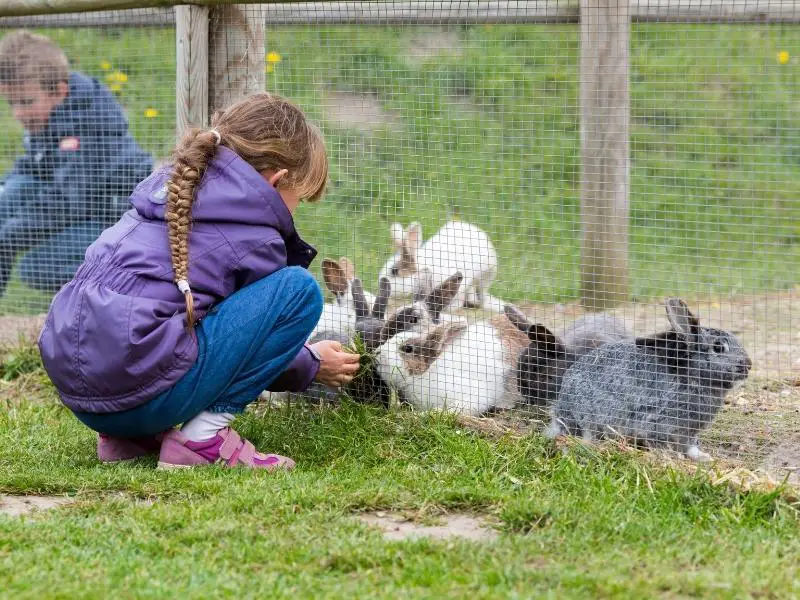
xmin=0 ymin=494 xmax=72 ymax=517
xmin=357 ymin=511 xmax=498 ymax=542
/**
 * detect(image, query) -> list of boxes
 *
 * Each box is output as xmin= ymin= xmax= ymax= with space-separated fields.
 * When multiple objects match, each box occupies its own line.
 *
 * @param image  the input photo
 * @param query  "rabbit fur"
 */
xmin=548 ymin=298 xmax=752 ymax=461
xmin=378 ymin=221 xmax=503 ymax=312
xmin=504 ymin=305 xmax=633 ymax=409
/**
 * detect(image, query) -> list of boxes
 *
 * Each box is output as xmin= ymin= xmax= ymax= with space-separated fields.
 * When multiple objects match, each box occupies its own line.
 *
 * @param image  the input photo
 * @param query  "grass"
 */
xmin=0 ymin=355 xmax=799 ymax=597
xmin=0 ymin=23 xmax=798 ymax=597
xmin=0 ymin=23 xmax=798 ymax=310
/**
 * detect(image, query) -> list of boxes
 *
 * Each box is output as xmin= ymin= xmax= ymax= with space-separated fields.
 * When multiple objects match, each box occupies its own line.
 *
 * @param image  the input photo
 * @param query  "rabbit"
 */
xmin=340 ymin=272 xmax=468 ymax=406
xmin=308 ymin=257 xmax=376 ymax=342
xmin=378 ymin=221 xmax=504 ymax=313
xmin=374 ymin=309 xmax=529 ymax=416
xmin=547 ymin=298 xmax=752 ymax=462
xmin=504 ymin=305 xmax=633 ymax=409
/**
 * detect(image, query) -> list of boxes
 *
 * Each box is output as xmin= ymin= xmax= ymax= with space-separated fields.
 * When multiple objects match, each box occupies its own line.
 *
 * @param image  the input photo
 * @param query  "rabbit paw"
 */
xmin=686 ymin=446 xmax=712 ymax=462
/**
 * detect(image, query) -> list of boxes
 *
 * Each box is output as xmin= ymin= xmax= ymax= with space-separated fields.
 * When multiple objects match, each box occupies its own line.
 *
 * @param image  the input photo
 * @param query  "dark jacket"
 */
xmin=0 ymin=72 xmax=153 ymax=288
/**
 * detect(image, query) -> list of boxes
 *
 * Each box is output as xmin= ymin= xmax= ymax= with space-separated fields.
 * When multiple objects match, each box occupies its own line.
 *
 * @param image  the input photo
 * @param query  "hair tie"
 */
xmin=209 ymin=129 xmax=222 ymax=145
xmin=176 ymin=279 xmax=191 ymax=295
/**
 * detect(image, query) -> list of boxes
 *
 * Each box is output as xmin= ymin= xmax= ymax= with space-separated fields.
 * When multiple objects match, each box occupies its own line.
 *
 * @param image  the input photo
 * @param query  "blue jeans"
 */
xmin=75 ymin=267 xmax=323 ymax=437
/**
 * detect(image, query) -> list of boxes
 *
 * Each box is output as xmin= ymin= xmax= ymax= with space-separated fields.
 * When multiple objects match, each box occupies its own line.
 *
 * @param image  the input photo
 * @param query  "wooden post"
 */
xmin=579 ymin=0 xmax=630 ymax=310
xmin=208 ymin=3 xmax=266 ymax=118
xmin=175 ymin=5 xmax=209 ymax=135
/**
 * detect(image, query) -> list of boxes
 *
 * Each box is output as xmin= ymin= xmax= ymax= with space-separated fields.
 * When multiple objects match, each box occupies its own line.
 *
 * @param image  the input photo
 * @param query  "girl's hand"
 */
xmin=310 ymin=340 xmax=361 ymax=388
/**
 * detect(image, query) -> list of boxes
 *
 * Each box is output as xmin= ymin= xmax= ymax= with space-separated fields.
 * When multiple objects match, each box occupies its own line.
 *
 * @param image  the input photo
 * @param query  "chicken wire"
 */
xmin=0 ymin=1 xmax=797 ymax=471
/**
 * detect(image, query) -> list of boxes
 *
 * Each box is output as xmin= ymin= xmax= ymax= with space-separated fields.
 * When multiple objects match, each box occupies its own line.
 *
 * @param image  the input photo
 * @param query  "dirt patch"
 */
xmin=405 ymin=28 xmax=462 ymax=64
xmin=760 ymin=442 xmax=800 ymax=486
xmin=324 ymin=91 xmax=397 ymax=132
xmin=0 ymin=314 xmax=45 ymax=348
xmin=0 ymin=494 xmax=72 ymax=517
xmin=358 ymin=511 xmax=498 ymax=542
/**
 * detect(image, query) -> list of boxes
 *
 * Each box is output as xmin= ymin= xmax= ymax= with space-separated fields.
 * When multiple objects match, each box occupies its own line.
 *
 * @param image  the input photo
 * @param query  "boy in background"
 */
xmin=0 ymin=30 xmax=153 ymax=296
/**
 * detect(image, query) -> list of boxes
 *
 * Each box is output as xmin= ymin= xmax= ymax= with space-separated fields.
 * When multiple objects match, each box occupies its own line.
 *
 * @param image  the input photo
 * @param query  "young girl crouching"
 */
xmin=38 ymin=93 xmax=360 ymax=470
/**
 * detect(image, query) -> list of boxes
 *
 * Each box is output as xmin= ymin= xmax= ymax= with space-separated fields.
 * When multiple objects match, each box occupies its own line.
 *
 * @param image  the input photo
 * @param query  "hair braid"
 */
xmin=165 ymin=129 xmax=219 ymax=329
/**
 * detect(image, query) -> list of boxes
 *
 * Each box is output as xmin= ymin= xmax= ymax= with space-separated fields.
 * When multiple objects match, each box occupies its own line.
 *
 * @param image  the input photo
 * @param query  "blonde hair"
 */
xmin=0 ymin=30 xmax=69 ymax=92
xmin=166 ymin=93 xmax=329 ymax=329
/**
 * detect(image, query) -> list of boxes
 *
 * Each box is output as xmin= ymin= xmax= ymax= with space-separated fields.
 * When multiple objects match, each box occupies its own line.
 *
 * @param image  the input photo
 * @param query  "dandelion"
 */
xmin=777 ymin=51 xmax=790 ymax=65
xmin=266 ymin=51 xmax=282 ymax=64
xmin=109 ymin=83 xmax=122 ymax=93
xmin=100 ymin=60 xmax=112 ymax=71
xmin=105 ymin=70 xmax=128 ymax=84
xmin=144 ymin=108 xmax=159 ymax=118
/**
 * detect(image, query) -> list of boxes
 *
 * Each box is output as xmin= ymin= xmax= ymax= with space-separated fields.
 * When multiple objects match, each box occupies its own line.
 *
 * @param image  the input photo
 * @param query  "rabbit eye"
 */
xmin=400 ymin=343 xmax=414 ymax=354
xmin=712 ymin=340 xmax=729 ymax=354
xmin=390 ymin=266 xmax=399 ymax=276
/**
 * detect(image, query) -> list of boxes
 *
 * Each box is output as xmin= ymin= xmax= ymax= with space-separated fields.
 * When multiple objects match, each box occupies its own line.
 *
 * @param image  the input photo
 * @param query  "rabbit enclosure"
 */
xmin=0 ymin=0 xmax=798 ymax=476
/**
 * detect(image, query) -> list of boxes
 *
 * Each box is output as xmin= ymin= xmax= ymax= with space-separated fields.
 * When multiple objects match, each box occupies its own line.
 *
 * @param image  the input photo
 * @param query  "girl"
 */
xmin=38 ymin=93 xmax=360 ymax=470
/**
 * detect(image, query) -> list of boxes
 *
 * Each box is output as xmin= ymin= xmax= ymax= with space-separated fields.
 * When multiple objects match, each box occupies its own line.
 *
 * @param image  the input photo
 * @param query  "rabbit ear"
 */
xmin=504 ymin=304 xmax=534 ymax=335
xmin=425 ymin=271 xmax=464 ymax=323
xmin=351 ymin=278 xmax=370 ymax=320
xmin=424 ymin=321 xmax=469 ymax=356
xmin=413 ymin=267 xmax=434 ymax=302
xmin=338 ymin=256 xmax=356 ymax=282
xmin=372 ymin=277 xmax=391 ymax=319
xmin=665 ymin=298 xmax=700 ymax=337
xmin=636 ymin=331 xmax=691 ymax=374
xmin=406 ymin=222 xmax=422 ymax=251
xmin=526 ymin=323 xmax=566 ymax=356
xmin=322 ymin=258 xmax=348 ymax=297
xmin=391 ymin=223 xmax=405 ymax=250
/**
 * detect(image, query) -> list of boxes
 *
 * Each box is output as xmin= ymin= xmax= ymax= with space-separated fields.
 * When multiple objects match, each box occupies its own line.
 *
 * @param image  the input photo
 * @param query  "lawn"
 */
xmin=0 ymin=22 xmax=798 ymax=311
xmin=0 ymin=349 xmax=798 ymax=597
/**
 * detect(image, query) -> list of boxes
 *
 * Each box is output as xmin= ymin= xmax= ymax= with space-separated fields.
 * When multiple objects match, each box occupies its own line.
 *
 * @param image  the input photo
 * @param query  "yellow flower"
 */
xmin=778 ymin=51 xmax=790 ymax=65
xmin=100 ymin=60 xmax=112 ymax=71
xmin=267 ymin=64 xmax=274 ymax=74
xmin=266 ymin=51 xmax=282 ymax=64
xmin=144 ymin=108 xmax=159 ymax=118
xmin=109 ymin=83 xmax=122 ymax=93
xmin=105 ymin=70 xmax=128 ymax=84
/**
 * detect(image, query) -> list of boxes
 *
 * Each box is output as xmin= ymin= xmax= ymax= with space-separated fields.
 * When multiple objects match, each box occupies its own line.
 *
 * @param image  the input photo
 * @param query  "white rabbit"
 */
xmin=378 ymin=221 xmax=503 ymax=312
xmin=375 ymin=311 xmax=528 ymax=416
xmin=308 ymin=257 xmax=376 ymax=342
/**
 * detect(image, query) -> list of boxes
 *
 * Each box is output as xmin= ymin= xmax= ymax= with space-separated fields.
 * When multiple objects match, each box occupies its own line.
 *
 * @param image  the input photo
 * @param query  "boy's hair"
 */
xmin=167 ymin=92 xmax=329 ymax=328
xmin=0 ymin=30 xmax=69 ymax=91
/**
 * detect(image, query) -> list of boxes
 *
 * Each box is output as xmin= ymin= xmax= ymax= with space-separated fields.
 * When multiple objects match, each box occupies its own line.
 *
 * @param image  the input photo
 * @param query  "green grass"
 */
xmin=1 ymin=24 xmax=798 ymax=308
xmin=1 ymin=359 xmax=799 ymax=597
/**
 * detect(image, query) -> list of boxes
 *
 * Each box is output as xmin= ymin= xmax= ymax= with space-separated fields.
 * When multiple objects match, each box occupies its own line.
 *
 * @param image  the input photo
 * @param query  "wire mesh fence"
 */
xmin=0 ymin=1 xmax=797 ymax=471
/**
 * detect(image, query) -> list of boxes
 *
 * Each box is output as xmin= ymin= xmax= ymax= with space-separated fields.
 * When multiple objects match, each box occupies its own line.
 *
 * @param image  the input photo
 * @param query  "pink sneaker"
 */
xmin=97 ymin=431 xmax=169 ymax=463
xmin=157 ymin=428 xmax=296 ymax=471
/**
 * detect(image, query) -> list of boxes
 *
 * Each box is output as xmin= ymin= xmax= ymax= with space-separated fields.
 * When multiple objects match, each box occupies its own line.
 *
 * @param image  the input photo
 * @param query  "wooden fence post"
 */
xmin=579 ymin=0 xmax=630 ymax=310
xmin=208 ymin=3 xmax=266 ymax=118
xmin=175 ymin=4 xmax=209 ymax=135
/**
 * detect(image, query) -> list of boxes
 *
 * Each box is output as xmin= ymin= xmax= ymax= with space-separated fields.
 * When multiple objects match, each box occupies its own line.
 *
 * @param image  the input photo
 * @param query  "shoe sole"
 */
xmin=157 ymin=461 xmax=194 ymax=470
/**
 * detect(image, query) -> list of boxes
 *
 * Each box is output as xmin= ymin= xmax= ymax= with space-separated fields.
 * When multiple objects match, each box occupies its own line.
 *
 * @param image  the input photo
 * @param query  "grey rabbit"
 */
xmin=504 ymin=305 xmax=632 ymax=408
xmin=548 ymin=298 xmax=752 ymax=461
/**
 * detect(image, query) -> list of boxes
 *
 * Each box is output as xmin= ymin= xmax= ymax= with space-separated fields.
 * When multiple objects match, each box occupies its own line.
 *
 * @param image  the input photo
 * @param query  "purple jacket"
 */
xmin=38 ymin=146 xmax=320 ymax=414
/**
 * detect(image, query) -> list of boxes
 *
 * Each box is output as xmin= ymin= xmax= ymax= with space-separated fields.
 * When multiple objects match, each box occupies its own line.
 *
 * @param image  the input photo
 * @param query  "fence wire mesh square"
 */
xmin=0 ymin=1 xmax=797 ymax=470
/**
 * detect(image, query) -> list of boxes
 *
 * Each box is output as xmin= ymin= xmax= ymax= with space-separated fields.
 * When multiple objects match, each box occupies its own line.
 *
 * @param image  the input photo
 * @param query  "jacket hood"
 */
xmin=129 ymin=146 xmax=296 ymax=236
xmin=47 ymin=72 xmax=129 ymax=138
